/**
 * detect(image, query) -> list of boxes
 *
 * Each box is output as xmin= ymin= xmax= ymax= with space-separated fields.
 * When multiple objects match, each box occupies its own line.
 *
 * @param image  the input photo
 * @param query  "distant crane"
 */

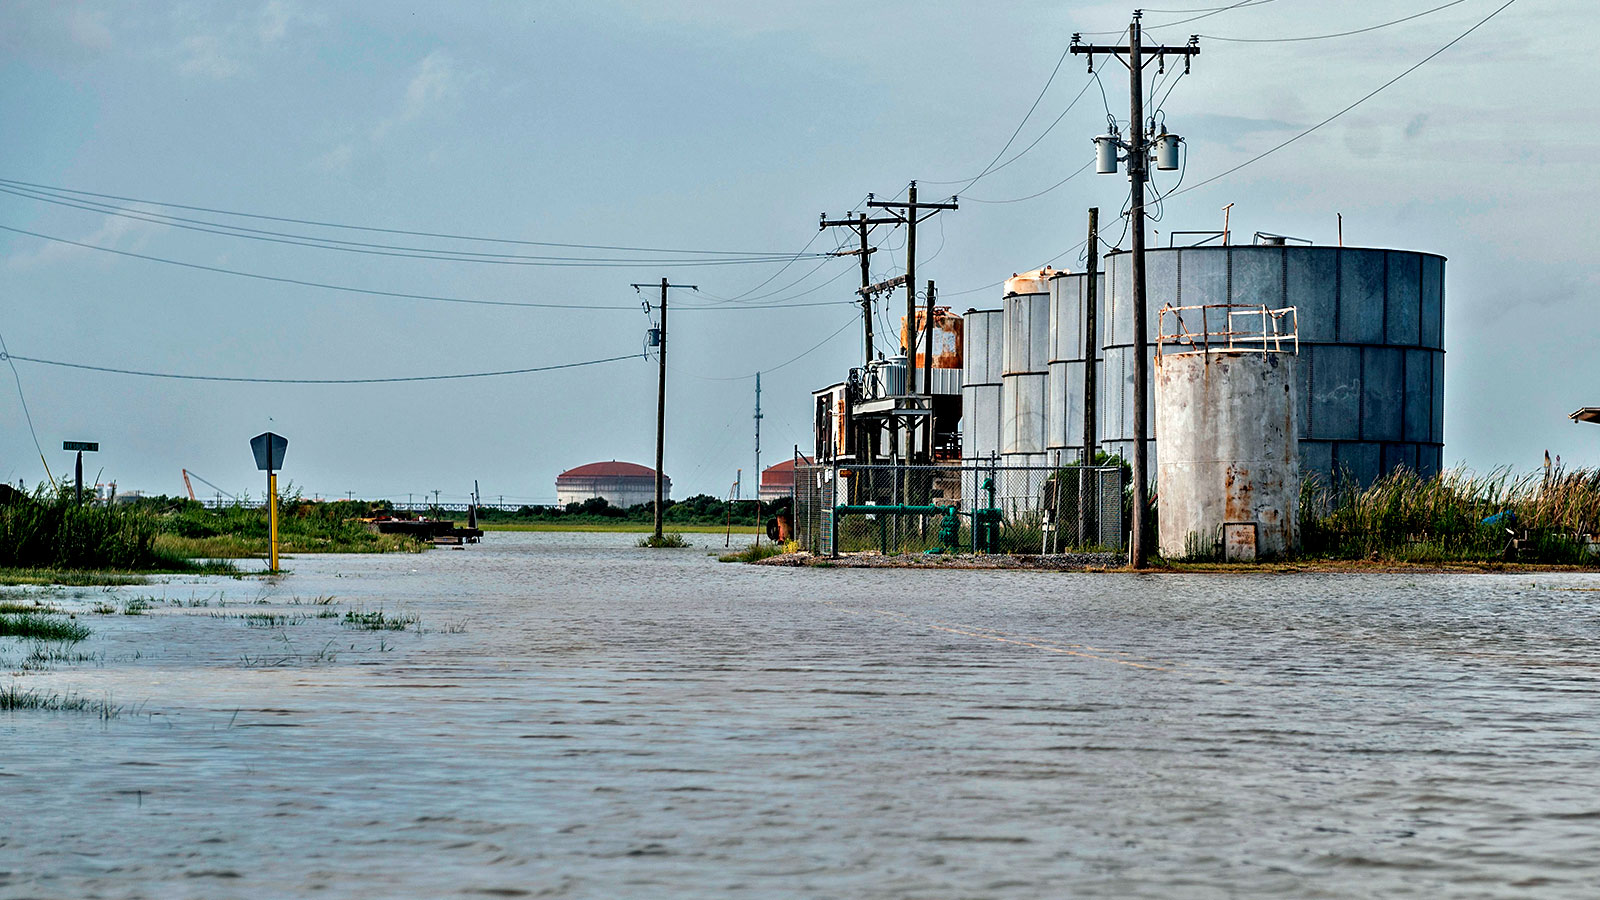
xmin=181 ymin=469 xmax=237 ymax=505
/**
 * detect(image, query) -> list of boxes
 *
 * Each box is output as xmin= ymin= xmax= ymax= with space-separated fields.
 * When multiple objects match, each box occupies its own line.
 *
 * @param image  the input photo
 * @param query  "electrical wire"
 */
xmin=0 ymin=224 xmax=843 ymax=313
xmin=675 ymin=315 xmax=858 ymax=382
xmin=964 ymin=160 xmax=1094 ymax=204
xmin=922 ymin=77 xmax=1097 ymax=187
xmin=1170 ymin=0 xmax=1521 ymax=200
xmin=0 ymin=349 xmax=643 ymax=384
xmin=0 ymin=326 xmax=53 ymax=482
xmin=0 ymin=176 xmax=825 ymax=258
xmin=1199 ymin=0 xmax=1471 ymax=42
xmin=0 ymin=184 xmax=823 ymax=266
xmin=1146 ymin=0 xmax=1279 ymax=30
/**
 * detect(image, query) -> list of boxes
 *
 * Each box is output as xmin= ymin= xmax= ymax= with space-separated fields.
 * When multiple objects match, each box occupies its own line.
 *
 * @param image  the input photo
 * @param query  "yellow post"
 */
xmin=268 ymin=471 xmax=280 ymax=573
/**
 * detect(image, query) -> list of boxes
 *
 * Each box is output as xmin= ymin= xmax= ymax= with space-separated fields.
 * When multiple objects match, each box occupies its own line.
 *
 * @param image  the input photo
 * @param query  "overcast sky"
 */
xmin=0 ymin=0 xmax=1590 ymax=505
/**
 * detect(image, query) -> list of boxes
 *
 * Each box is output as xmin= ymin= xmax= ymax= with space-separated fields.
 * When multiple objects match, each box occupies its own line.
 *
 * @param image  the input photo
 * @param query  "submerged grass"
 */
xmin=0 ymin=683 xmax=121 ymax=717
xmin=0 ymin=613 xmax=91 ymax=642
xmin=342 ymin=608 xmax=419 ymax=631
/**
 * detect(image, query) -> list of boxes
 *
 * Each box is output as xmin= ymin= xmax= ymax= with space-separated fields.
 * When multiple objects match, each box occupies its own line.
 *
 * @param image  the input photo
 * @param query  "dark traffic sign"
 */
xmin=63 ymin=441 xmax=98 ymax=452
xmin=250 ymin=432 xmax=288 ymax=471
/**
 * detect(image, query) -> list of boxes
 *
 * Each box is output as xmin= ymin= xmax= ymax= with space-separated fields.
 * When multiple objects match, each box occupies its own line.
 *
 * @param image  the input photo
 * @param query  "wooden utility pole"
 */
xmin=821 ymin=211 xmax=899 ymax=363
xmin=1080 ymin=207 xmax=1100 ymax=545
xmin=634 ymin=277 xmax=698 ymax=541
xmin=868 ymin=182 xmax=957 ymax=461
xmin=753 ymin=372 xmax=763 ymax=546
xmin=1072 ymin=18 xmax=1198 ymax=568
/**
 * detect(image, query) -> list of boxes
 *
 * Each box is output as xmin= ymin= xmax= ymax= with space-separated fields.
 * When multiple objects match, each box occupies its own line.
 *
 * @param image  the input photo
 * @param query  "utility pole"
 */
xmin=753 ymin=372 xmax=763 ymax=546
xmin=820 ymin=210 xmax=899 ymax=363
xmin=868 ymin=182 xmax=958 ymax=462
xmin=1072 ymin=17 xmax=1199 ymax=568
xmin=634 ymin=277 xmax=698 ymax=542
xmin=1080 ymin=207 xmax=1100 ymax=546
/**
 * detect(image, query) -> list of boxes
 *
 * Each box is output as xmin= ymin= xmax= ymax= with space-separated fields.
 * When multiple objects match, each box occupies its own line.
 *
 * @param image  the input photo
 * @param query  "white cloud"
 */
xmin=67 ymin=7 xmax=114 ymax=51
xmin=172 ymin=1 xmax=321 ymax=80
xmin=319 ymin=51 xmax=463 ymax=170
xmin=5 ymin=216 xmax=156 ymax=270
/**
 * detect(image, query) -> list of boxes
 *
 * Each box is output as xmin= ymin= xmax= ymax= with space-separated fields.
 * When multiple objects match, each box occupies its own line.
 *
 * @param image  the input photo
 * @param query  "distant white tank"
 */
xmin=1000 ymin=268 xmax=1056 ymax=466
xmin=1155 ymin=305 xmax=1300 ymax=561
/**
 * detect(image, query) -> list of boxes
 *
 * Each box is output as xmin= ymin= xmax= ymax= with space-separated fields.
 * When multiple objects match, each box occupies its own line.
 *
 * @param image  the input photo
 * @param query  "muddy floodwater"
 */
xmin=4 ymin=532 xmax=1600 ymax=898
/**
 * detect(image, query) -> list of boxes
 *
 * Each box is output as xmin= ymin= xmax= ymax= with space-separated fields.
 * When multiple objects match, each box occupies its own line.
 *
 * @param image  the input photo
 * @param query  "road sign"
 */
xmin=250 ymin=432 xmax=288 ymax=472
xmin=63 ymin=441 xmax=98 ymax=452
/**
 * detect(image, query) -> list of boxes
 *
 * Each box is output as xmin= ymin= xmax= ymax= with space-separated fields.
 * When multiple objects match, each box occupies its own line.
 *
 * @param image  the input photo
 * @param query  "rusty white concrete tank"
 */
xmin=1155 ymin=305 xmax=1300 ymax=561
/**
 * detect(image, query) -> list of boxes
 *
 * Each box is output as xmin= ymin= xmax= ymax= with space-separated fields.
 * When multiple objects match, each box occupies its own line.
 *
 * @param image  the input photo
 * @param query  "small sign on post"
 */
xmin=63 ymin=441 xmax=98 ymax=504
xmin=249 ymin=432 xmax=288 ymax=573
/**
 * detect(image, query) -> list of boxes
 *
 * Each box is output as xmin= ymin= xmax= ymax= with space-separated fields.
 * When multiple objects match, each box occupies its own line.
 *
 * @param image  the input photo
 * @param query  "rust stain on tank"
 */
xmin=901 ymin=306 xmax=964 ymax=369
xmin=1224 ymin=463 xmax=1255 ymax=523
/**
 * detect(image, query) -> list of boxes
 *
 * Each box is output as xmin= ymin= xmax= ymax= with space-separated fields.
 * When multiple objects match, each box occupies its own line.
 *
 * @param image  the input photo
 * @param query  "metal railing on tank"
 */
xmin=1156 ymin=304 xmax=1299 ymax=357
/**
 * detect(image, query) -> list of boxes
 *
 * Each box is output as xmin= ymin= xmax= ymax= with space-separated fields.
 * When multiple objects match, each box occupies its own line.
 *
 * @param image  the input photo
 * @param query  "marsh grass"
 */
xmin=0 ymin=613 xmax=90 ymax=642
xmin=718 ymin=542 xmax=786 ymax=563
xmin=1301 ymin=466 xmax=1600 ymax=564
xmin=637 ymin=533 xmax=690 ymax=548
xmin=0 ymin=569 xmax=150 ymax=587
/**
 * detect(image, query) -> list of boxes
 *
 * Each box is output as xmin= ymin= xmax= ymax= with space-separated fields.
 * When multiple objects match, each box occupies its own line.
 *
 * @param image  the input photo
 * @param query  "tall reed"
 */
xmin=1300 ymin=465 xmax=1600 ymax=563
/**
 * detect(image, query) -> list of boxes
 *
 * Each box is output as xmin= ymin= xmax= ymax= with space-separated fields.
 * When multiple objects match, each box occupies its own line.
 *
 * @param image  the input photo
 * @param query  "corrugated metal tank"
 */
xmin=1100 ymin=245 xmax=1444 ymax=487
xmin=1000 ymin=271 xmax=1052 ymax=466
xmin=1155 ymin=348 xmax=1300 ymax=560
xmin=1045 ymin=271 xmax=1104 ymax=461
xmin=961 ymin=309 xmax=1004 ymax=460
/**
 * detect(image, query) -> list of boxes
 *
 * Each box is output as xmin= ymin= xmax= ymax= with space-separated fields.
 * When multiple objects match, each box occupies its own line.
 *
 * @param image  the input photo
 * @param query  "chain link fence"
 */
xmin=793 ymin=461 xmax=1125 ymax=556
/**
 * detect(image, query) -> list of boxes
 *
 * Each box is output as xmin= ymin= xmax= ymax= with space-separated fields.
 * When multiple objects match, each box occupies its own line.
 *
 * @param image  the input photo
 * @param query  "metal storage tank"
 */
xmin=1100 ymin=244 xmax=1444 ymax=487
xmin=961 ymin=308 xmax=1004 ymax=460
xmin=1045 ymin=271 xmax=1104 ymax=462
xmin=1154 ymin=307 xmax=1300 ymax=560
xmin=1000 ymin=269 xmax=1053 ymax=467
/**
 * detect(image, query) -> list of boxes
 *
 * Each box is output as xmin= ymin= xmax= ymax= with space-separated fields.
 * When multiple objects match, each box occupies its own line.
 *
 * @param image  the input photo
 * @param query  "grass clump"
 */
xmin=0 ymin=684 xmax=120 ymax=717
xmin=718 ymin=541 xmax=786 ymax=563
xmin=637 ymin=532 xmax=690 ymax=548
xmin=0 ymin=488 xmax=188 ymax=570
xmin=0 ymin=612 xmax=90 ymax=641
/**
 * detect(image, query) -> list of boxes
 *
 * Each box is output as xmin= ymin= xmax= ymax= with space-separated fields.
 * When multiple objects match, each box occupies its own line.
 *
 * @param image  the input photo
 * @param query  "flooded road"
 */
xmin=4 ymin=532 xmax=1600 ymax=898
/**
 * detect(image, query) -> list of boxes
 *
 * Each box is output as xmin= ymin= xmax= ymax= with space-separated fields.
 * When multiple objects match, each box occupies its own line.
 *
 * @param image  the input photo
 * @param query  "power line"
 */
xmin=674 ymin=315 xmax=857 ymax=382
xmin=1171 ymin=0 xmax=1520 ymax=199
xmin=924 ymin=76 xmax=1097 ymax=187
xmin=0 ymin=349 xmax=643 ymax=384
xmin=0 ymin=176 xmax=826 ymax=258
xmin=0 ymin=326 xmax=52 ymax=481
xmin=964 ymin=160 xmax=1094 ymax=204
xmin=1199 ymin=0 xmax=1471 ymax=43
xmin=0 ymin=224 xmax=843 ymax=312
xmin=0 ymin=189 xmax=815 ymax=267
xmin=927 ymin=42 xmax=1078 ymax=192
xmin=1146 ymin=0 xmax=1279 ymax=30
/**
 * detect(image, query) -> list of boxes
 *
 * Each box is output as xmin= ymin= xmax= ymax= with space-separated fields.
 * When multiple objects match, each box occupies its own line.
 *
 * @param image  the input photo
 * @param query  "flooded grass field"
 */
xmin=3 ymin=532 xmax=1599 ymax=898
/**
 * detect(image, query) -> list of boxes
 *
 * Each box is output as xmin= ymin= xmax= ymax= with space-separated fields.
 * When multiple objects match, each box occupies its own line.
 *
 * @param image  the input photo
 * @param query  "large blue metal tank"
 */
xmin=1099 ymin=244 xmax=1445 ymax=487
